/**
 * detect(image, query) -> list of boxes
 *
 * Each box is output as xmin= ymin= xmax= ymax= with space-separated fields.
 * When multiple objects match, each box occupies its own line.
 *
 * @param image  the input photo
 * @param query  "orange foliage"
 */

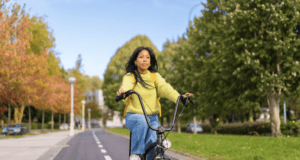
xmin=0 ymin=3 xmax=84 ymax=121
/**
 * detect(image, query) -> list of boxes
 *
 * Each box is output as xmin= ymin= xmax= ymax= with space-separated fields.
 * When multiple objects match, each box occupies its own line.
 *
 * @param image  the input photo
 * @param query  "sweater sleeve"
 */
xmin=119 ymin=73 xmax=135 ymax=102
xmin=155 ymin=72 xmax=180 ymax=103
xmin=120 ymin=73 xmax=135 ymax=92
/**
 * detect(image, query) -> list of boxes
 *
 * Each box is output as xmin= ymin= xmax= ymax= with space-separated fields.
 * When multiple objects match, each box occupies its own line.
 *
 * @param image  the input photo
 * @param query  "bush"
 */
xmin=280 ymin=121 xmax=300 ymax=137
xmin=23 ymin=123 xmax=60 ymax=129
xmin=198 ymin=121 xmax=300 ymax=137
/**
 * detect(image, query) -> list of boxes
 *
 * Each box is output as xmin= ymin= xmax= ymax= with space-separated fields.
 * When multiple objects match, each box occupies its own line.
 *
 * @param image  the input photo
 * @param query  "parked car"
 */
xmin=186 ymin=123 xmax=203 ymax=133
xmin=60 ymin=123 xmax=69 ymax=130
xmin=1 ymin=123 xmax=28 ymax=135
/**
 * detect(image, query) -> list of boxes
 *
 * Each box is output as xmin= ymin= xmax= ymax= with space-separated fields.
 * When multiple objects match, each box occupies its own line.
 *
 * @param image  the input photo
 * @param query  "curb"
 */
xmin=104 ymin=129 xmax=206 ymax=160
xmin=37 ymin=130 xmax=84 ymax=160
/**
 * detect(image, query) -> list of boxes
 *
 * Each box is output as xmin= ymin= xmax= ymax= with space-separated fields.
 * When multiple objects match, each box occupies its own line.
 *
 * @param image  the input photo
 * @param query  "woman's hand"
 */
xmin=117 ymin=88 xmax=125 ymax=95
xmin=182 ymin=92 xmax=193 ymax=98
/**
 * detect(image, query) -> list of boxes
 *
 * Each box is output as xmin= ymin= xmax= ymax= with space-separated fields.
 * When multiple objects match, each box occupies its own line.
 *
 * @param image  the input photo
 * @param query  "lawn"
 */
xmin=106 ymin=128 xmax=300 ymax=160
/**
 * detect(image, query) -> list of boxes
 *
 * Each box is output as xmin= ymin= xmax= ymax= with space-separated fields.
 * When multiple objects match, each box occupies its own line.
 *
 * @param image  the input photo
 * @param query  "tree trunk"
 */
xmin=193 ymin=108 xmax=197 ymax=134
xmin=240 ymin=110 xmax=244 ymax=123
xmin=28 ymin=105 xmax=31 ymax=133
xmin=209 ymin=114 xmax=216 ymax=134
xmin=253 ymin=109 xmax=256 ymax=122
xmin=193 ymin=116 xmax=197 ymax=134
xmin=160 ymin=116 xmax=164 ymax=127
xmin=167 ymin=116 xmax=170 ymax=128
xmin=267 ymin=91 xmax=282 ymax=137
xmin=51 ymin=111 xmax=54 ymax=130
xmin=287 ymin=108 xmax=291 ymax=121
xmin=7 ymin=102 xmax=11 ymax=136
xmin=176 ymin=118 xmax=181 ymax=134
xmin=64 ymin=113 xmax=66 ymax=123
xmin=59 ymin=114 xmax=61 ymax=129
xmin=14 ymin=104 xmax=25 ymax=123
xmin=42 ymin=109 xmax=44 ymax=132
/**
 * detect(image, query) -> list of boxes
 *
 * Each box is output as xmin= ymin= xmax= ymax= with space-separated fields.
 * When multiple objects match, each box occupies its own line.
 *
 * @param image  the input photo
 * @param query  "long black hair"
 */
xmin=124 ymin=46 xmax=158 ymax=89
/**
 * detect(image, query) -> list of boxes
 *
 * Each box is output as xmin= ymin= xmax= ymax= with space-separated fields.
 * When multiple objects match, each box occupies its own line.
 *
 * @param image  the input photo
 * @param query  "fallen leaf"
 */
xmin=248 ymin=147 xmax=250 ymax=149
xmin=261 ymin=149 xmax=263 ymax=150
xmin=242 ymin=147 xmax=245 ymax=149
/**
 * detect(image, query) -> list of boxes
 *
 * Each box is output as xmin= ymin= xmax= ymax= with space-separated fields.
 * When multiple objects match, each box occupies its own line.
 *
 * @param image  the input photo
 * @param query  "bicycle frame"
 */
xmin=116 ymin=90 xmax=192 ymax=160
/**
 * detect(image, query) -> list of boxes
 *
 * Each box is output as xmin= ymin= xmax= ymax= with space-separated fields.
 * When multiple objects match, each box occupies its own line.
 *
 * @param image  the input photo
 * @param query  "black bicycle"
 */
xmin=115 ymin=90 xmax=195 ymax=160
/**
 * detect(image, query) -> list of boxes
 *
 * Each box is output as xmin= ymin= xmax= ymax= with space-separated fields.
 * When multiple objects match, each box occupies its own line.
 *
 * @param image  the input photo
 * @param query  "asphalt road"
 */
xmin=54 ymin=129 xmax=179 ymax=160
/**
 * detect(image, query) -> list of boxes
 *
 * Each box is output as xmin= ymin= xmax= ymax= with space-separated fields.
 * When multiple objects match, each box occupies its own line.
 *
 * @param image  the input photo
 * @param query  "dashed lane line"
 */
xmin=92 ymin=130 xmax=114 ymax=160
xmin=101 ymin=149 xmax=107 ymax=153
xmin=104 ymin=155 xmax=112 ymax=160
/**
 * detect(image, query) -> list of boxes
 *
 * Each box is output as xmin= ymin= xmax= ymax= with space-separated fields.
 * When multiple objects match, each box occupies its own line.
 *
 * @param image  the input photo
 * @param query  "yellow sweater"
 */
xmin=121 ymin=70 xmax=180 ymax=117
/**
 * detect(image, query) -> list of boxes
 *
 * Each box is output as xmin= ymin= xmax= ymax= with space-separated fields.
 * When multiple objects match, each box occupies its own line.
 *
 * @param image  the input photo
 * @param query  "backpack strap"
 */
xmin=150 ymin=72 xmax=162 ymax=117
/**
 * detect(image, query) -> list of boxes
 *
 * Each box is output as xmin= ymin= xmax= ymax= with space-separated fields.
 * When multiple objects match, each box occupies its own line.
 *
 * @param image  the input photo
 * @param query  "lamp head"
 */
xmin=68 ymin=77 xmax=76 ymax=84
xmin=81 ymin=100 xmax=86 ymax=105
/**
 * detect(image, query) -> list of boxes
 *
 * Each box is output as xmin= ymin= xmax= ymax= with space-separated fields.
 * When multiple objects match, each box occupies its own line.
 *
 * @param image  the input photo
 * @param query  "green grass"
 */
xmin=106 ymin=128 xmax=300 ymax=160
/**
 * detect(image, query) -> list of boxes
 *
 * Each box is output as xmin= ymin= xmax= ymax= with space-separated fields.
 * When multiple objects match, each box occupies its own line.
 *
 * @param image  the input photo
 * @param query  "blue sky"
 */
xmin=13 ymin=0 xmax=206 ymax=80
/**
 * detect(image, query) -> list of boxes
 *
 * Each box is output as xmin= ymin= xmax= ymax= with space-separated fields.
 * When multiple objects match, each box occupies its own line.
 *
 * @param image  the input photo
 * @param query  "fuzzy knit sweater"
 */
xmin=120 ymin=70 xmax=180 ymax=117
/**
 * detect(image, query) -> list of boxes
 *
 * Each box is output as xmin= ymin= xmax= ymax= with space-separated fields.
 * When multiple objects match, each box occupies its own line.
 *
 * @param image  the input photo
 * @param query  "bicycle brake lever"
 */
xmin=189 ymin=99 xmax=195 ymax=105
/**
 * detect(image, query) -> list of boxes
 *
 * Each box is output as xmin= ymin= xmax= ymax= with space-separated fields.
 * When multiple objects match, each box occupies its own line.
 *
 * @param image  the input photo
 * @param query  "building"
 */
xmin=82 ymin=90 xmax=125 ymax=128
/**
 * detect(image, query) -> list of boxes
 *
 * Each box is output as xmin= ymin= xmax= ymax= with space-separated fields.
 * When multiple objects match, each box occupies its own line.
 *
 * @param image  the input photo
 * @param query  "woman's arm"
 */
xmin=117 ymin=73 xmax=135 ymax=95
xmin=155 ymin=72 xmax=180 ymax=103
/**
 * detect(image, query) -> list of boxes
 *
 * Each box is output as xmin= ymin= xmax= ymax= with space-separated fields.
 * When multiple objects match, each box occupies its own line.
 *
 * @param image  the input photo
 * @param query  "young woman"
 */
xmin=117 ymin=46 xmax=193 ymax=160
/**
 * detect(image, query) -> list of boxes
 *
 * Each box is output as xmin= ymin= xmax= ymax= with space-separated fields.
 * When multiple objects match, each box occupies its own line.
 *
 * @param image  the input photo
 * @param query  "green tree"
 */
xmin=26 ymin=15 xmax=55 ymax=56
xmin=185 ymin=0 xmax=300 ymax=136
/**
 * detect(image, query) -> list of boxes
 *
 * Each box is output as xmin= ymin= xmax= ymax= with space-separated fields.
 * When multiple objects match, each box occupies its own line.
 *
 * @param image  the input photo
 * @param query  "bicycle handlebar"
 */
xmin=115 ymin=90 xmax=195 ymax=132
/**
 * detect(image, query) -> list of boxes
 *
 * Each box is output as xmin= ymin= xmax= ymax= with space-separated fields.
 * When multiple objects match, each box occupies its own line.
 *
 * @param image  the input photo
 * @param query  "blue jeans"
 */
xmin=126 ymin=112 xmax=165 ymax=160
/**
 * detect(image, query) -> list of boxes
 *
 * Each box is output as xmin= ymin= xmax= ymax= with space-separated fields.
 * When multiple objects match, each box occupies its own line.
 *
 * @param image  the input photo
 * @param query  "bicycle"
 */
xmin=115 ymin=90 xmax=195 ymax=160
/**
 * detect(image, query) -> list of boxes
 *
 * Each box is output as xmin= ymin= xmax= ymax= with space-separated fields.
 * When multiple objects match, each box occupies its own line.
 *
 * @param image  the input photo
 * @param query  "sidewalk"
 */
xmin=0 ymin=129 xmax=83 ymax=160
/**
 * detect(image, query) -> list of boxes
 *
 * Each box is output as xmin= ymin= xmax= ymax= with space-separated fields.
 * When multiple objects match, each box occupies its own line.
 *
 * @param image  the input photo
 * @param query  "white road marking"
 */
xmin=97 ymin=142 xmax=101 ymax=144
xmin=98 ymin=145 xmax=103 ymax=148
xmin=101 ymin=149 xmax=107 ymax=153
xmin=104 ymin=155 xmax=112 ymax=160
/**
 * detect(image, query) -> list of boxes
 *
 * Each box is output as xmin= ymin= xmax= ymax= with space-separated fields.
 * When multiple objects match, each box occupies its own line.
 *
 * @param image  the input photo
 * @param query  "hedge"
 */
xmin=22 ymin=123 xmax=60 ymax=130
xmin=199 ymin=121 xmax=300 ymax=137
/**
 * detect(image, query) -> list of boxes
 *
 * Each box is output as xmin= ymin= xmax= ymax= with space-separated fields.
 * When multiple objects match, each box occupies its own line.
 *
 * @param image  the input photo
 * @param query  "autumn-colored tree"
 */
xmin=0 ymin=1 xmax=51 ymax=136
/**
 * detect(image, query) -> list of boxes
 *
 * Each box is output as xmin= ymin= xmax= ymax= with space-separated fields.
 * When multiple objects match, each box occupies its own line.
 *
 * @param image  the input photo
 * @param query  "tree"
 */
xmin=159 ymin=38 xmax=199 ymax=133
xmin=185 ymin=0 xmax=300 ymax=136
xmin=26 ymin=15 xmax=55 ymax=56
xmin=0 ymin=1 xmax=50 ymax=134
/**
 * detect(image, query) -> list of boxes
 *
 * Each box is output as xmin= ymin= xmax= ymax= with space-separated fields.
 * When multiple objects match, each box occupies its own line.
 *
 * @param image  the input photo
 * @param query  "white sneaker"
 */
xmin=129 ymin=154 xmax=141 ymax=160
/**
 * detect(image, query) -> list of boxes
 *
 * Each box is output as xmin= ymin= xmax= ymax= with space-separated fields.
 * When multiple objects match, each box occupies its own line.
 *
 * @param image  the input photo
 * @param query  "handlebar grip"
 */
xmin=115 ymin=94 xmax=124 ymax=102
xmin=115 ymin=90 xmax=132 ymax=102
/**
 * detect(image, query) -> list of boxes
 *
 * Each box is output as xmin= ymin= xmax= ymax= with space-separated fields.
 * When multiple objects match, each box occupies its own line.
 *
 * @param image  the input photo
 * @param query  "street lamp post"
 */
xmin=88 ymin=108 xmax=91 ymax=130
xmin=68 ymin=77 xmax=76 ymax=136
xmin=81 ymin=100 xmax=86 ymax=131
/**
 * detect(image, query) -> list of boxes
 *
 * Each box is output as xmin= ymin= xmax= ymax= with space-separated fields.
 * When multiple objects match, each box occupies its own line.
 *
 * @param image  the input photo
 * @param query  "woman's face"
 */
xmin=134 ymin=49 xmax=151 ymax=73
